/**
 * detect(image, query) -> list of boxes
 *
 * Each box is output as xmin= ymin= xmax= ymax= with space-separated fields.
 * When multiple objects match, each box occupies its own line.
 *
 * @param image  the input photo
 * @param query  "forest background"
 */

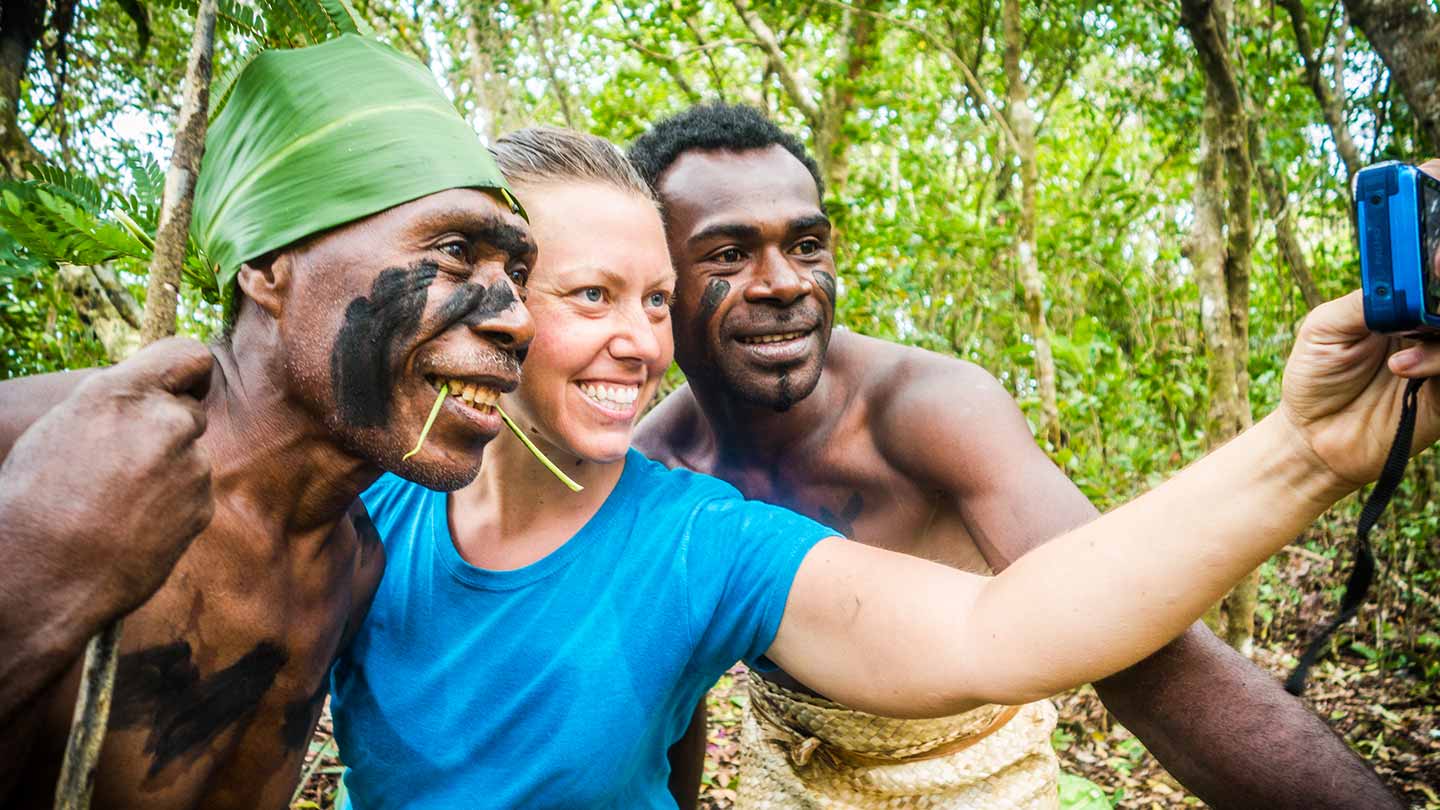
xmin=2 ymin=0 xmax=1438 ymax=806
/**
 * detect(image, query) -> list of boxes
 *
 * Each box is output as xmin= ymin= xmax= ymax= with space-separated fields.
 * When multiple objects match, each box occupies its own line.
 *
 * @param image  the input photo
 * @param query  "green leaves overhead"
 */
xmin=0 ymin=161 xmax=219 ymax=300
xmin=190 ymin=34 xmax=513 ymax=316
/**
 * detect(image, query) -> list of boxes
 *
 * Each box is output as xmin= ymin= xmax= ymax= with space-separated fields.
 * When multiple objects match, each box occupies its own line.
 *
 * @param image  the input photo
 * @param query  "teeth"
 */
xmin=579 ymin=382 xmax=639 ymax=407
xmin=430 ymin=376 xmax=500 ymax=412
xmin=740 ymin=331 xmax=807 ymax=345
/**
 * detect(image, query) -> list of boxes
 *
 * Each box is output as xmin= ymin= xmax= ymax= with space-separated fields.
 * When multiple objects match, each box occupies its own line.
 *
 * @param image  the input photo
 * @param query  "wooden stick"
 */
xmin=53 ymin=0 xmax=218 ymax=806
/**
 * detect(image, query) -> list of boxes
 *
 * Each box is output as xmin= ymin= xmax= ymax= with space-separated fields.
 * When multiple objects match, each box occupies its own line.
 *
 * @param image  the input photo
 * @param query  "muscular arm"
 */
xmin=0 ymin=368 xmax=94 ymax=456
xmin=1 ymin=344 xmax=211 ymax=727
xmin=870 ymin=358 xmax=1398 ymax=808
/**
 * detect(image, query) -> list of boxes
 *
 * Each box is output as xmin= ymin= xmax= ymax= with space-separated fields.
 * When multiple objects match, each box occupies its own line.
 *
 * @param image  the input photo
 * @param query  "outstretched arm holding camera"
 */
xmin=763 ymin=291 xmax=1439 ymax=725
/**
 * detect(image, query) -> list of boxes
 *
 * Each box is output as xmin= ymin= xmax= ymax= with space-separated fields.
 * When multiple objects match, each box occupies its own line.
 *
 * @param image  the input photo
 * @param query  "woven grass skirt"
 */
xmin=736 ymin=675 xmax=1059 ymax=809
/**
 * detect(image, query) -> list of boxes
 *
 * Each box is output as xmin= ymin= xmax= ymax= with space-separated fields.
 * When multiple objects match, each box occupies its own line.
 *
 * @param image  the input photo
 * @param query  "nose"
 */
xmin=744 ymin=248 xmax=813 ymax=306
xmin=608 ymin=302 xmax=663 ymax=365
xmin=469 ymin=283 xmax=535 ymax=353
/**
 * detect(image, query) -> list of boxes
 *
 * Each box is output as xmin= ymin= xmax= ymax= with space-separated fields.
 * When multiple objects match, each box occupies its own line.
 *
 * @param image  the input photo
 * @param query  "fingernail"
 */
xmin=1391 ymin=350 xmax=1418 ymax=372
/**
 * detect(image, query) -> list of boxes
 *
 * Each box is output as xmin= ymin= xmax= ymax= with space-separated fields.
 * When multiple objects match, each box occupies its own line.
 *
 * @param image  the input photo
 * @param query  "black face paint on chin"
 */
xmin=811 ymin=270 xmax=836 ymax=308
xmin=698 ymin=278 xmax=730 ymax=331
xmin=776 ymin=371 xmax=795 ymax=412
xmin=331 ymin=262 xmax=439 ymax=428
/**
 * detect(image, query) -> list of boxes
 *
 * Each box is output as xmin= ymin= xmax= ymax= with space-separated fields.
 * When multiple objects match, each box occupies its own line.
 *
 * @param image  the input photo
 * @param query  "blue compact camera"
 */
xmin=1357 ymin=161 xmax=1440 ymax=335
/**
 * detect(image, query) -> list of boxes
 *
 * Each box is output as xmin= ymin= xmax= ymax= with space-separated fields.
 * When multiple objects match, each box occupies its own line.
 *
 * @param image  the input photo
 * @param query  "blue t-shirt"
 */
xmin=329 ymin=450 xmax=835 ymax=809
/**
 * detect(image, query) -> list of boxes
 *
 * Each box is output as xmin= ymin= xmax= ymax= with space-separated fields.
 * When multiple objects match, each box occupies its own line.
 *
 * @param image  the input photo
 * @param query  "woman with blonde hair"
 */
xmin=329 ymin=127 xmax=1439 ymax=809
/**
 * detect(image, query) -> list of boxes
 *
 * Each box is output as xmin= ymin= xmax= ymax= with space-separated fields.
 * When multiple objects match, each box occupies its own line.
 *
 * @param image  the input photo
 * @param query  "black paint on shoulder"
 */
xmin=698 ymin=279 xmax=730 ymax=327
xmin=112 ymin=640 xmax=289 ymax=777
xmin=331 ymin=262 xmax=440 ymax=429
xmin=818 ymin=491 xmax=864 ymax=538
xmin=281 ymin=681 xmax=329 ymax=750
xmin=348 ymin=499 xmax=383 ymax=567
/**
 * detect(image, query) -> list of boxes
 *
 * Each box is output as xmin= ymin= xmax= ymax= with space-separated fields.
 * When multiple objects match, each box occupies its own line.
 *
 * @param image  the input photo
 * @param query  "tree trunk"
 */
xmin=1003 ymin=0 xmax=1061 ymax=448
xmin=1251 ymin=125 xmax=1324 ymax=310
xmin=0 ymin=0 xmax=45 ymax=178
xmin=1342 ymin=0 xmax=1440 ymax=155
xmin=54 ymin=1 xmax=218 ymax=806
xmin=138 ymin=0 xmax=218 ymax=343
xmin=816 ymin=0 xmax=880 ymax=198
xmin=465 ymin=11 xmax=515 ymax=141
xmin=1182 ymin=0 xmax=1260 ymax=653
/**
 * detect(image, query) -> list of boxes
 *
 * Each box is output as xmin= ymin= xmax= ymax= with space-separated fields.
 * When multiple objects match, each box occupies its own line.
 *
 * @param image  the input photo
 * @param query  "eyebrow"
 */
xmin=688 ymin=222 xmax=761 ymax=247
xmin=789 ymin=213 xmax=832 ymax=234
xmin=687 ymin=213 xmax=832 ymax=247
xmin=413 ymin=208 xmax=537 ymax=260
xmin=556 ymin=265 xmax=673 ymax=290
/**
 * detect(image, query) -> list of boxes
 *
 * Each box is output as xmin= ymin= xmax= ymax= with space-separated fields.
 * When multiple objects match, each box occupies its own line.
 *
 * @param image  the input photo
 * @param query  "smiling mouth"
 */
xmin=425 ymin=374 xmax=502 ymax=415
xmin=738 ymin=330 xmax=811 ymax=345
xmin=578 ymin=382 xmax=639 ymax=410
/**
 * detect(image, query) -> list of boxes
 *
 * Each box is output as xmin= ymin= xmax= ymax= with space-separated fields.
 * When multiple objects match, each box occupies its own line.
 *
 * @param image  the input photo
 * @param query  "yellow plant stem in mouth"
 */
xmin=401 ymin=385 xmax=583 ymax=493
xmin=402 ymin=383 xmax=450 ymax=460
xmin=498 ymin=406 xmax=584 ymax=492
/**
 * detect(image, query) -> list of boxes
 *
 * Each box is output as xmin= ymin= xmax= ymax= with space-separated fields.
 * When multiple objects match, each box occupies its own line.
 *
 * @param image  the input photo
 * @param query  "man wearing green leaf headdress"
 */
xmin=0 ymin=34 xmax=537 ymax=809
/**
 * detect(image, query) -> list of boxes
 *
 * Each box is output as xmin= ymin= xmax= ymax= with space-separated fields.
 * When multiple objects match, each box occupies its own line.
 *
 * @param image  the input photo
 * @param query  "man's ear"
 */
xmin=235 ymin=251 xmax=290 ymax=319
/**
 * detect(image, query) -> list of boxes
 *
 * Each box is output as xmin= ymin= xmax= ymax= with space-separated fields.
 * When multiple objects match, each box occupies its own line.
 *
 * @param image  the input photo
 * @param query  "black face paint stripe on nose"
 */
xmin=331 ymin=262 xmax=439 ymax=429
xmin=434 ymin=280 xmax=519 ymax=331
xmin=699 ymin=278 xmax=730 ymax=328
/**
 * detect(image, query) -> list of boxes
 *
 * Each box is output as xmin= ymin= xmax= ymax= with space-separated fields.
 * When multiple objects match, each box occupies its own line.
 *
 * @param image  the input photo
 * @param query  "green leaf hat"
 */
xmin=191 ymin=34 xmax=522 ymax=317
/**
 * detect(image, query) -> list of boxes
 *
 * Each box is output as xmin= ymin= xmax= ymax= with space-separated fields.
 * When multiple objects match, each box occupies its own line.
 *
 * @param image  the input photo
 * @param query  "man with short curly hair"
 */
xmin=633 ymin=102 xmax=1401 ymax=809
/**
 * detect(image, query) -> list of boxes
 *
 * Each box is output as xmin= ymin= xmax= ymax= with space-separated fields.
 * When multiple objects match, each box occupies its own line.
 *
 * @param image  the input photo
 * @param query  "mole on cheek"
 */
xmin=698 ymin=279 xmax=730 ymax=328
xmin=330 ymin=262 xmax=439 ymax=429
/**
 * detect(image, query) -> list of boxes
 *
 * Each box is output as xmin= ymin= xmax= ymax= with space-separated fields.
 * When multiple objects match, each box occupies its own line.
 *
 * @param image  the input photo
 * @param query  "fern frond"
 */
xmin=25 ymin=163 xmax=108 ymax=212
xmin=149 ymin=0 xmax=269 ymax=41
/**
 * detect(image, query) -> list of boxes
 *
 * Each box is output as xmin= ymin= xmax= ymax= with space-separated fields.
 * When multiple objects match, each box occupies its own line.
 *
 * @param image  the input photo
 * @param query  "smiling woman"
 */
xmin=326 ymin=127 xmax=844 ymax=809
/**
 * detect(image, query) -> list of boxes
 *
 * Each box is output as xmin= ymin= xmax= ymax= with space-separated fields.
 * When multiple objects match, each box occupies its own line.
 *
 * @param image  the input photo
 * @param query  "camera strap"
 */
xmin=1285 ymin=375 xmax=1428 ymax=696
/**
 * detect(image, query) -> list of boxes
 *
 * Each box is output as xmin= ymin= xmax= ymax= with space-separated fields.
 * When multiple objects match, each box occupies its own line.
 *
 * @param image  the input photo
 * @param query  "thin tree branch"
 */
xmin=814 ymin=0 xmax=1022 ymax=153
xmin=1278 ymin=0 xmax=1361 ymax=178
xmin=729 ymin=0 xmax=821 ymax=123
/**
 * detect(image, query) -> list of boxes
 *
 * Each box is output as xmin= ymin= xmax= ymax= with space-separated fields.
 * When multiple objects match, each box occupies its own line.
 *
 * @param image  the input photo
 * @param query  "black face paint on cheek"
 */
xmin=111 ymin=641 xmax=288 ymax=777
xmin=331 ymin=262 xmax=440 ymax=428
xmin=811 ymin=270 xmax=836 ymax=309
xmin=698 ymin=278 xmax=730 ymax=331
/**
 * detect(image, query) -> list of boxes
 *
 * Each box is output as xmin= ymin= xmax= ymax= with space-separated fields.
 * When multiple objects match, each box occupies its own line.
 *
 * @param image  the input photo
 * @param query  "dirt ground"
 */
xmin=292 ymin=544 xmax=1439 ymax=809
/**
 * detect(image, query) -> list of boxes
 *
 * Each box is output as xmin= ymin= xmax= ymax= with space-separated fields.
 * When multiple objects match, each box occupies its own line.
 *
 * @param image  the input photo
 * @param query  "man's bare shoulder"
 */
xmin=634 ymin=382 xmax=706 ymax=468
xmin=833 ymin=332 xmax=1036 ymax=478
xmin=833 ymin=332 xmax=1017 ymax=420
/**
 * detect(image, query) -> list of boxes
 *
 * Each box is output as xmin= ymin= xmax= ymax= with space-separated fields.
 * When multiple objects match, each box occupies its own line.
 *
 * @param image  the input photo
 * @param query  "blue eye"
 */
xmin=582 ymin=287 xmax=603 ymax=302
xmin=647 ymin=292 xmax=670 ymax=309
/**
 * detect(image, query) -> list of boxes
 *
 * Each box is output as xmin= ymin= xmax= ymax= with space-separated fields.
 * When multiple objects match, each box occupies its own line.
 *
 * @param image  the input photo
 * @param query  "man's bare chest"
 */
xmin=716 ymin=450 xmax=989 ymax=572
xmin=26 ymin=513 xmax=380 ymax=810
